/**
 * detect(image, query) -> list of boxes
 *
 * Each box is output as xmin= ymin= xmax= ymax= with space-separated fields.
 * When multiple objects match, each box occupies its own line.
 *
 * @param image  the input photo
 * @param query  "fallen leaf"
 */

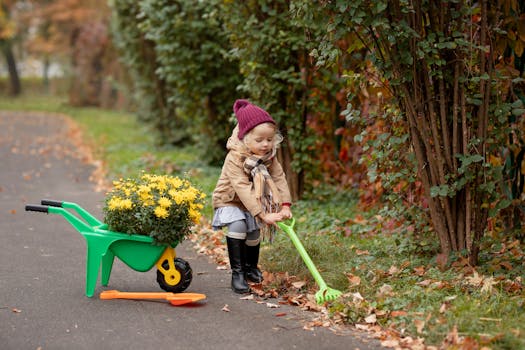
xmin=12 ymin=308 xmax=21 ymax=313
xmin=221 ymin=304 xmax=230 ymax=312
xmin=375 ymin=309 xmax=388 ymax=317
xmin=10 ymin=209 xmax=16 ymax=215
xmin=351 ymin=292 xmax=364 ymax=302
xmin=388 ymin=265 xmax=399 ymax=275
xmin=240 ymin=294 xmax=254 ymax=300
xmin=414 ymin=319 xmax=425 ymax=333
xmin=439 ymin=302 xmax=449 ymax=313
xmin=381 ymin=339 xmax=399 ymax=347
xmin=355 ymin=249 xmax=369 ymax=255
xmin=377 ymin=284 xmax=394 ymax=297
xmin=292 ymin=281 xmax=306 ymax=289
xmin=414 ymin=266 xmax=426 ymax=276
xmin=390 ymin=310 xmax=407 ymax=317
xmin=346 ymin=273 xmax=361 ymax=286
xmin=499 ymin=261 xmax=513 ymax=270
xmin=465 ymin=271 xmax=483 ymax=286
xmin=365 ymin=313 xmax=377 ymax=323
xmin=275 ymin=312 xmax=287 ymax=317
xmin=417 ymin=279 xmax=433 ymax=287
xmin=266 ymin=302 xmax=280 ymax=308
xmin=355 ymin=324 xmax=370 ymax=331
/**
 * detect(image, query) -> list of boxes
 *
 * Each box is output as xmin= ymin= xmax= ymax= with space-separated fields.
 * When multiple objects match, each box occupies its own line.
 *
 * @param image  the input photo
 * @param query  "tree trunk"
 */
xmin=2 ymin=42 xmax=21 ymax=96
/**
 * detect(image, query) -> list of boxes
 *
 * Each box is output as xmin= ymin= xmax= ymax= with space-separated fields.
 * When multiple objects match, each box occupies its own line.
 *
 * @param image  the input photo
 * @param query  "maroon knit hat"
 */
xmin=233 ymin=99 xmax=276 ymax=140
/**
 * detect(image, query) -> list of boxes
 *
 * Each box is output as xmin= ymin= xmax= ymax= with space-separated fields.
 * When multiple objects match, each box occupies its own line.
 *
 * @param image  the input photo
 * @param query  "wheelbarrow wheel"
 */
xmin=156 ymin=257 xmax=192 ymax=293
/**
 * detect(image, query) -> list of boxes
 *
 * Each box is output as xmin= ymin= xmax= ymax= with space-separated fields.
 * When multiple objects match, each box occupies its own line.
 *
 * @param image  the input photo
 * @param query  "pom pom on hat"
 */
xmin=233 ymin=99 xmax=276 ymax=140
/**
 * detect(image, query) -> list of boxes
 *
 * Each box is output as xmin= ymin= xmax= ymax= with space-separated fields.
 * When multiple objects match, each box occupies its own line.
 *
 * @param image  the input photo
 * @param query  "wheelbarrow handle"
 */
xmin=42 ymin=199 xmax=104 ymax=227
xmin=25 ymin=204 xmax=49 ymax=213
xmin=41 ymin=199 xmax=63 ymax=207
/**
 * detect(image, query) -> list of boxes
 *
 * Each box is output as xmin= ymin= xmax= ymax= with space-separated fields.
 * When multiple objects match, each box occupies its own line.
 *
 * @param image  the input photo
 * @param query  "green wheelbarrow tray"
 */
xmin=25 ymin=200 xmax=189 ymax=297
xmin=277 ymin=218 xmax=342 ymax=304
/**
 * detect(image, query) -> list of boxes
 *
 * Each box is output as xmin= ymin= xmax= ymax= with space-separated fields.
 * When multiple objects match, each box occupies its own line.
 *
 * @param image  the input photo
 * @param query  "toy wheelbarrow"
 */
xmin=25 ymin=199 xmax=196 ymax=299
xmin=277 ymin=218 xmax=342 ymax=304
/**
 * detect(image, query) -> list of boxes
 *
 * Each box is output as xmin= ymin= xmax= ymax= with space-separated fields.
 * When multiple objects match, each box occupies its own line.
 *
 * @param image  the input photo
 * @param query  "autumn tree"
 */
xmin=315 ymin=1 xmax=520 ymax=264
xmin=20 ymin=0 xmax=125 ymax=107
xmin=1 ymin=0 xmax=21 ymax=95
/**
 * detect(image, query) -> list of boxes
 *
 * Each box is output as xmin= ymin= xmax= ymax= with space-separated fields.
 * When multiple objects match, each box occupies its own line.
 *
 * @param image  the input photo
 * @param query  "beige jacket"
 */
xmin=212 ymin=126 xmax=292 ymax=217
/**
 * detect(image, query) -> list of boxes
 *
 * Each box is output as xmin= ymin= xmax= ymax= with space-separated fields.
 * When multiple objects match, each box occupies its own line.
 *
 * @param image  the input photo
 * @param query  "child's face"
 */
xmin=244 ymin=123 xmax=276 ymax=156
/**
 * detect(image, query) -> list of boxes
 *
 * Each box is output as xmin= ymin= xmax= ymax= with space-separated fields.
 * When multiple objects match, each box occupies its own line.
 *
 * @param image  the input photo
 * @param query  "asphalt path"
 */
xmin=0 ymin=111 xmax=384 ymax=350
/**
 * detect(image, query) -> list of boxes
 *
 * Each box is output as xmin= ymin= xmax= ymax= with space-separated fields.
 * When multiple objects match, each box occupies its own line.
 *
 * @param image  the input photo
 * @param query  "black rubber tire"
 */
xmin=156 ymin=257 xmax=192 ymax=293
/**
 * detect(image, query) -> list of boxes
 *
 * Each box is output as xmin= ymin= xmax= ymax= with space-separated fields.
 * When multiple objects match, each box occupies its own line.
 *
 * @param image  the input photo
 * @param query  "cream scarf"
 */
xmin=242 ymin=150 xmax=281 ymax=241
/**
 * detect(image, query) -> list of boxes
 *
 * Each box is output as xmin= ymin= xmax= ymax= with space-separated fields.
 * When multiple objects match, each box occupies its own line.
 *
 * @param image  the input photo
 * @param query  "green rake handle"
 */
xmin=277 ymin=218 xmax=342 ymax=304
xmin=277 ymin=218 xmax=328 ymax=289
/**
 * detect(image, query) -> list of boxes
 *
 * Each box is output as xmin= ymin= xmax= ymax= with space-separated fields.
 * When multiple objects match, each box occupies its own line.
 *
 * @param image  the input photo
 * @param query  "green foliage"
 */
xmin=111 ymin=0 xmax=185 ymax=145
xmin=219 ymin=0 xmax=345 ymax=187
xmin=311 ymin=0 xmax=525 ymax=259
xmin=137 ymin=0 xmax=242 ymax=164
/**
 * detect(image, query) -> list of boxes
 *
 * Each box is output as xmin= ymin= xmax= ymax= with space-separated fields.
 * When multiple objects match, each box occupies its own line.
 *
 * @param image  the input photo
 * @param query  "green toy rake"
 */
xmin=277 ymin=218 xmax=342 ymax=304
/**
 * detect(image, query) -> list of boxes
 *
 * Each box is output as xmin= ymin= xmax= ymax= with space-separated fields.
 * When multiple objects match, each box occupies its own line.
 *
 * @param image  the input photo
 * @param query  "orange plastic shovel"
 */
xmin=100 ymin=290 xmax=206 ymax=306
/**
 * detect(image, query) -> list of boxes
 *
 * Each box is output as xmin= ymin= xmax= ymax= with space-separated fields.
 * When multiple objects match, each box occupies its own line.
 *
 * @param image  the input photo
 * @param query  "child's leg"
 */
xmin=245 ymin=229 xmax=263 ymax=283
xmin=226 ymin=220 xmax=250 ymax=293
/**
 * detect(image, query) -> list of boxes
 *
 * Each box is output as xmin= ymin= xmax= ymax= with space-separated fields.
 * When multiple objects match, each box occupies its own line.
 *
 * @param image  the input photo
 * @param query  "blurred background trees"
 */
xmin=2 ymin=0 xmax=525 ymax=265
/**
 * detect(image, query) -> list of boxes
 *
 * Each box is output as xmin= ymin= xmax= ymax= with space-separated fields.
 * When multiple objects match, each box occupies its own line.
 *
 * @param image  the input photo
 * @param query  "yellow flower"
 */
xmin=120 ymin=198 xmax=133 ymax=210
xmin=158 ymin=197 xmax=172 ymax=208
xmin=189 ymin=208 xmax=201 ymax=224
xmin=138 ymin=185 xmax=152 ymax=202
xmin=154 ymin=206 xmax=169 ymax=219
xmin=168 ymin=177 xmax=183 ymax=189
xmin=156 ymin=179 xmax=168 ymax=191
xmin=107 ymin=197 xmax=121 ymax=211
xmin=170 ymin=191 xmax=185 ymax=205
xmin=107 ymin=197 xmax=132 ymax=210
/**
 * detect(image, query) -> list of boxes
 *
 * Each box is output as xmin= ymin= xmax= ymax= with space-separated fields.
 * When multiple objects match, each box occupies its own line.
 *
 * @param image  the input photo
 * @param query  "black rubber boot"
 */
xmin=226 ymin=237 xmax=250 ymax=293
xmin=245 ymin=243 xmax=263 ymax=283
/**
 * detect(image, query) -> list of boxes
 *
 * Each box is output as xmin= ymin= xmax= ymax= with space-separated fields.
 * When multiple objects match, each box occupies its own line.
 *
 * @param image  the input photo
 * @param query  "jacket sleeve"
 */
xmin=269 ymin=159 xmax=292 ymax=204
xmin=225 ymin=154 xmax=263 ymax=217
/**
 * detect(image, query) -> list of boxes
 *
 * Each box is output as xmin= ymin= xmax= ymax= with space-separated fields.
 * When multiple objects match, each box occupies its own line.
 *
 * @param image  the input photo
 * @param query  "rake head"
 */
xmin=315 ymin=286 xmax=342 ymax=304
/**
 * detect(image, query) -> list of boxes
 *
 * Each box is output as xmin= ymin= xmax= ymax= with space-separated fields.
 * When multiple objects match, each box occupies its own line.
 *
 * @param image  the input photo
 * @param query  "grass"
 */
xmin=2 ymin=87 xmax=524 ymax=349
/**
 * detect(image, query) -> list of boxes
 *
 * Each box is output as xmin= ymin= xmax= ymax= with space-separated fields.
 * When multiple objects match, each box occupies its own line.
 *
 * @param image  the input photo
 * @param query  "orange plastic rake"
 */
xmin=100 ymin=290 xmax=206 ymax=306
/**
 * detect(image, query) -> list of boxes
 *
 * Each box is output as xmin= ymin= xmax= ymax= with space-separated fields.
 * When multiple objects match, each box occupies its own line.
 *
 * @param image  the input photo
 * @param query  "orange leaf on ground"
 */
xmin=390 ymin=310 xmax=407 ymax=317
xmin=414 ymin=319 xmax=425 ymax=333
xmin=346 ymin=273 xmax=361 ymax=286
xmin=413 ymin=266 xmax=426 ymax=276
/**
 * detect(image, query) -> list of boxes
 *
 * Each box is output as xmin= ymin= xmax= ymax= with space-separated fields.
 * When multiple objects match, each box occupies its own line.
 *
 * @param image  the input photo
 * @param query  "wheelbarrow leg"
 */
xmin=101 ymin=250 xmax=115 ymax=286
xmin=84 ymin=235 xmax=111 ymax=297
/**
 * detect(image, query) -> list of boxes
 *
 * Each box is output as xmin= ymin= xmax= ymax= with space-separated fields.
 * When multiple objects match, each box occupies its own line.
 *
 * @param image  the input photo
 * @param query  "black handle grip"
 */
xmin=25 ymin=205 xmax=49 ymax=213
xmin=41 ymin=199 xmax=63 ymax=207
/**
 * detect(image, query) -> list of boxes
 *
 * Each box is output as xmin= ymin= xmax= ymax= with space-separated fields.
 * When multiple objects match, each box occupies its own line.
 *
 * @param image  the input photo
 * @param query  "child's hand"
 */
xmin=259 ymin=212 xmax=283 ymax=226
xmin=279 ymin=206 xmax=292 ymax=220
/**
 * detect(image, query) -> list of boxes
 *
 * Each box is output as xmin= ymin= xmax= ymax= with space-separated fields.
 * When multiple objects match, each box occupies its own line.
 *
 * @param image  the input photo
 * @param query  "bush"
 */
xmin=103 ymin=173 xmax=205 ymax=245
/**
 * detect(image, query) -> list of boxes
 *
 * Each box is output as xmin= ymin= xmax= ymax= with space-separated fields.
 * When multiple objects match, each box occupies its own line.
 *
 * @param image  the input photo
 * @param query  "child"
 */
xmin=212 ymin=99 xmax=293 ymax=293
